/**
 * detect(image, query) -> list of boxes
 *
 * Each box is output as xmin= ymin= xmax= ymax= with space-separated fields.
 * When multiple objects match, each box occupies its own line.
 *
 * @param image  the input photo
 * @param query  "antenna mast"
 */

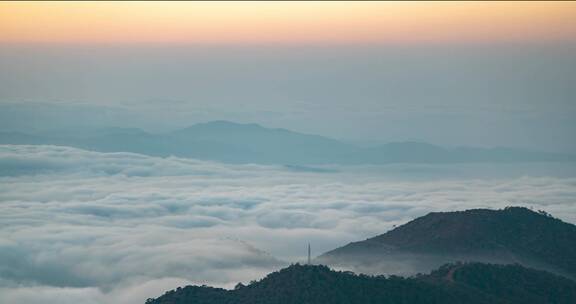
xmin=307 ymin=243 xmax=311 ymax=265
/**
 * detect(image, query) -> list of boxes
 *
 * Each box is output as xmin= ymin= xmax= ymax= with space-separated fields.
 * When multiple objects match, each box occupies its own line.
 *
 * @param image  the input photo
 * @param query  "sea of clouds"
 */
xmin=1 ymin=144 xmax=575 ymax=304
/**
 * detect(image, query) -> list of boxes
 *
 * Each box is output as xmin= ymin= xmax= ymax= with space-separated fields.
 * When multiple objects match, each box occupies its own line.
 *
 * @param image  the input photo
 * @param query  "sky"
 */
xmin=1 ymin=1 xmax=575 ymax=151
xmin=1 ymin=1 xmax=576 ymax=45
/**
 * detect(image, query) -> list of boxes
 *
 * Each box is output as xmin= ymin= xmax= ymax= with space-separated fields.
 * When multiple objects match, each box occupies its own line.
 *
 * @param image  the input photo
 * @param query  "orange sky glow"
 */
xmin=1 ymin=1 xmax=575 ymax=45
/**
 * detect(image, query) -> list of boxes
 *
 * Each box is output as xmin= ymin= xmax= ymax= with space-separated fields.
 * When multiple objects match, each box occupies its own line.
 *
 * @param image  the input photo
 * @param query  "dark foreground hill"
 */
xmin=318 ymin=207 xmax=576 ymax=279
xmin=146 ymin=263 xmax=576 ymax=304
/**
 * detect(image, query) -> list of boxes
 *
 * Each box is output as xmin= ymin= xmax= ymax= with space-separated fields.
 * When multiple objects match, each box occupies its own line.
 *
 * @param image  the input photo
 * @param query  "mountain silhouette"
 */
xmin=167 ymin=121 xmax=356 ymax=163
xmin=1 ymin=121 xmax=573 ymax=164
xmin=146 ymin=207 xmax=576 ymax=304
xmin=318 ymin=207 xmax=576 ymax=279
xmin=145 ymin=262 xmax=576 ymax=304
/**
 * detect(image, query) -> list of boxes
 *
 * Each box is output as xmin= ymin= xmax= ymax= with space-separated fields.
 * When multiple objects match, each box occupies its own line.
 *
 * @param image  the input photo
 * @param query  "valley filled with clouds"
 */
xmin=1 ymin=144 xmax=575 ymax=303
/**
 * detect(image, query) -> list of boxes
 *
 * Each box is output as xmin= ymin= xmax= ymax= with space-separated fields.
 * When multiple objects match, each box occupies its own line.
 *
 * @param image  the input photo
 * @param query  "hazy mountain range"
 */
xmin=1 ymin=120 xmax=573 ymax=165
xmin=146 ymin=207 xmax=576 ymax=304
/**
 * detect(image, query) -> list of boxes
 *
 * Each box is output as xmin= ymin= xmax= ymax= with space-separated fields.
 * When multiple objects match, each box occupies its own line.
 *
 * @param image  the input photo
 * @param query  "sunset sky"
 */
xmin=1 ymin=1 xmax=575 ymax=152
xmin=1 ymin=1 xmax=576 ymax=45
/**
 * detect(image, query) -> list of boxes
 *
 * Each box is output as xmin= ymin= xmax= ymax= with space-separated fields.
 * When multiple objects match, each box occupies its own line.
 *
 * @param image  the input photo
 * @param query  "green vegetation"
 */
xmin=320 ymin=207 xmax=576 ymax=278
xmin=146 ymin=262 xmax=576 ymax=304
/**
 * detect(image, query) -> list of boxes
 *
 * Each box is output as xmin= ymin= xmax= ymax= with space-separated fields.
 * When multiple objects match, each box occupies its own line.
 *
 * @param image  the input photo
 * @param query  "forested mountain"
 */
xmin=318 ymin=207 xmax=576 ymax=279
xmin=146 ymin=262 xmax=576 ymax=304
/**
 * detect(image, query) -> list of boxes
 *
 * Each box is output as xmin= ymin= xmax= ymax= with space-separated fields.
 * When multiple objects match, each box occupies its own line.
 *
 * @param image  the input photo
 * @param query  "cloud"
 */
xmin=1 ymin=144 xmax=576 ymax=303
xmin=0 ymin=278 xmax=196 ymax=304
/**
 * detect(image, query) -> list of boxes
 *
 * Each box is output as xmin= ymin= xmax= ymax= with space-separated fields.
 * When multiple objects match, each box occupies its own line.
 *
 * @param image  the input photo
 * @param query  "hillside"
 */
xmin=318 ymin=207 xmax=576 ymax=279
xmin=145 ymin=263 xmax=576 ymax=304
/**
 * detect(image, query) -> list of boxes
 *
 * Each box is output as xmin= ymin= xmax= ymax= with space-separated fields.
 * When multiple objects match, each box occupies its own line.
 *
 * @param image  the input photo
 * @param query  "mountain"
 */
xmin=146 ymin=207 xmax=576 ymax=303
xmin=0 ymin=121 xmax=358 ymax=164
xmin=1 ymin=121 xmax=573 ymax=164
xmin=145 ymin=262 xmax=576 ymax=304
xmin=167 ymin=121 xmax=357 ymax=163
xmin=318 ymin=207 xmax=576 ymax=279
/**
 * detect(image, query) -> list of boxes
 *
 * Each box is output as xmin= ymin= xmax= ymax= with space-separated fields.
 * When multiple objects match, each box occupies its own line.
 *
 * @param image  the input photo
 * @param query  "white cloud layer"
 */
xmin=1 ymin=144 xmax=575 ymax=303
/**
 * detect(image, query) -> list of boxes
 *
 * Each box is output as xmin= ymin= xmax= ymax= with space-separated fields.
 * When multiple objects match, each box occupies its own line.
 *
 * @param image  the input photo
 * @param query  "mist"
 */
xmin=1 ymin=43 xmax=575 ymax=152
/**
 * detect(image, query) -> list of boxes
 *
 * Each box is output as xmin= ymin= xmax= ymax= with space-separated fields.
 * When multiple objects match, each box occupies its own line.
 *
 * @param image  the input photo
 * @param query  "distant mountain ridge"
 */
xmin=318 ymin=207 xmax=576 ymax=279
xmin=146 ymin=262 xmax=576 ymax=304
xmin=1 ymin=120 xmax=573 ymax=164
